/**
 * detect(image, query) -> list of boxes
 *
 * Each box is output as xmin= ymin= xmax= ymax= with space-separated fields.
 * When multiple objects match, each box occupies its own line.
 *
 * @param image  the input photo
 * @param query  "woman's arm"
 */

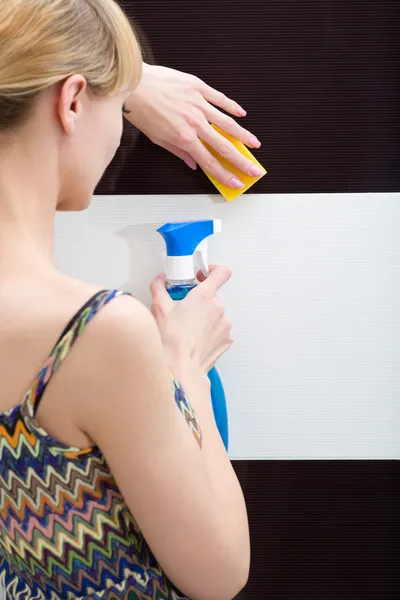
xmin=75 ymin=295 xmax=250 ymax=600
xmin=124 ymin=62 xmax=262 ymax=189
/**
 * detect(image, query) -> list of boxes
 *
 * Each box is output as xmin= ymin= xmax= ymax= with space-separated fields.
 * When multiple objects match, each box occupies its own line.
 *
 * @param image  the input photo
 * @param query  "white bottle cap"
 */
xmin=164 ymin=255 xmax=196 ymax=282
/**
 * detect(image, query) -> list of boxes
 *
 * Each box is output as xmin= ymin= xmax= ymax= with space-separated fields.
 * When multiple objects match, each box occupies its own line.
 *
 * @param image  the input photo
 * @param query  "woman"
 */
xmin=0 ymin=1 xmax=251 ymax=599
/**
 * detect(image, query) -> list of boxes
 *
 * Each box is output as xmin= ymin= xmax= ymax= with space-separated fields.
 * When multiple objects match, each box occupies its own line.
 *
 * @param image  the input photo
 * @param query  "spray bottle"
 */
xmin=157 ymin=220 xmax=229 ymax=450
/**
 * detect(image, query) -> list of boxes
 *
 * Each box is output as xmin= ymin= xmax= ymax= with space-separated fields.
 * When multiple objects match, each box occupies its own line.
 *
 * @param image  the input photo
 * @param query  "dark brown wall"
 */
xmin=232 ymin=461 xmax=399 ymax=599
xmin=98 ymin=0 xmax=400 ymax=196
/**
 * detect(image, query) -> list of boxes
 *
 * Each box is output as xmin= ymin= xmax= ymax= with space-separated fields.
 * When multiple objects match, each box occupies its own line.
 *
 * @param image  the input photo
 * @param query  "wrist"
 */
xmin=126 ymin=62 xmax=152 ymax=102
xmin=124 ymin=64 xmax=152 ymax=121
xmin=169 ymin=359 xmax=210 ymax=390
xmin=141 ymin=61 xmax=152 ymax=75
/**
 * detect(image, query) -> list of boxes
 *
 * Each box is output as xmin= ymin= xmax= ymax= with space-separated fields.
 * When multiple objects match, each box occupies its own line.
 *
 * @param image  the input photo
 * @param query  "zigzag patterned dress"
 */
xmin=0 ymin=290 xmax=191 ymax=599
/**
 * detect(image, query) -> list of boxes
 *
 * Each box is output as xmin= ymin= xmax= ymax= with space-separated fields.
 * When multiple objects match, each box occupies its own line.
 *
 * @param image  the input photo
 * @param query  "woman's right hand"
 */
xmin=150 ymin=265 xmax=233 ymax=375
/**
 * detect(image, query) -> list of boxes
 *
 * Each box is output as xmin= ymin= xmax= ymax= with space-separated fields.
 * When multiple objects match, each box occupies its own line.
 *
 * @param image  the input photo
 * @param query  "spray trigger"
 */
xmin=195 ymin=240 xmax=209 ymax=279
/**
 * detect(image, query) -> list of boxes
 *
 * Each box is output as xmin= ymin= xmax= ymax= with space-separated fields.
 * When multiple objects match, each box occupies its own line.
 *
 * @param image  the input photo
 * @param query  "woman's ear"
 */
xmin=57 ymin=75 xmax=87 ymax=135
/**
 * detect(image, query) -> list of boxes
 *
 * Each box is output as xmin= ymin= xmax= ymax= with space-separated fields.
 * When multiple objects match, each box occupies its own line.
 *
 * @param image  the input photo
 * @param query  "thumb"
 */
xmin=158 ymin=142 xmax=197 ymax=170
xmin=150 ymin=274 xmax=173 ymax=314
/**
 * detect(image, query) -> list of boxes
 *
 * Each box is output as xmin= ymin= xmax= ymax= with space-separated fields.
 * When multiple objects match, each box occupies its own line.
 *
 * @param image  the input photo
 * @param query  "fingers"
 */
xmin=182 ymin=137 xmax=245 ymax=189
xmin=150 ymin=274 xmax=174 ymax=315
xmin=194 ymin=265 xmax=232 ymax=298
xmin=204 ymin=105 xmax=261 ymax=149
xmin=200 ymin=124 xmax=264 ymax=181
xmin=196 ymin=265 xmax=218 ymax=283
xmin=201 ymin=311 xmax=234 ymax=371
xmin=197 ymin=79 xmax=247 ymax=119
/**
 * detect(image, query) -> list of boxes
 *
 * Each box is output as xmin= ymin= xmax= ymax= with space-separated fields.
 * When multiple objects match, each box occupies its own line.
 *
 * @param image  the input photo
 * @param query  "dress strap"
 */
xmin=23 ymin=289 xmax=130 ymax=417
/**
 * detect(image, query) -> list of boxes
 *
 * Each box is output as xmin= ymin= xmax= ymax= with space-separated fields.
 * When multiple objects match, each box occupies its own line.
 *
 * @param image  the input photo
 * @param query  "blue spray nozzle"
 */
xmin=157 ymin=220 xmax=220 ymax=257
xmin=157 ymin=219 xmax=222 ymax=284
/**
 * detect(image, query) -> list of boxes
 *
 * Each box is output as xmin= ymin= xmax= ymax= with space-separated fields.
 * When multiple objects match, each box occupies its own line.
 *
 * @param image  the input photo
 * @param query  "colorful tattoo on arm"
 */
xmin=170 ymin=373 xmax=203 ymax=449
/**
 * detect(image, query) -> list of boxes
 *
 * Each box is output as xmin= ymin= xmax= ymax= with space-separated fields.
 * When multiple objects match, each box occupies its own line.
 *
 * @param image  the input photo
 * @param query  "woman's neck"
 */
xmin=0 ymin=137 xmax=58 ymax=274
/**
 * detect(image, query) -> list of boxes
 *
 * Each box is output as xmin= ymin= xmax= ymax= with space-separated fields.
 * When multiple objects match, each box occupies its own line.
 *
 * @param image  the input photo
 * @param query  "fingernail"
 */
xmin=249 ymin=136 xmax=261 ymax=148
xmin=231 ymin=177 xmax=244 ymax=189
xmin=236 ymin=105 xmax=247 ymax=117
xmin=250 ymin=164 xmax=264 ymax=177
xmin=184 ymin=159 xmax=197 ymax=170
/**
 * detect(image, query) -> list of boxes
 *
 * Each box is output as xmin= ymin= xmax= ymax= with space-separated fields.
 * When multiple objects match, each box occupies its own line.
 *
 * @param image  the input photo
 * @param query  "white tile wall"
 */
xmin=53 ymin=192 xmax=400 ymax=460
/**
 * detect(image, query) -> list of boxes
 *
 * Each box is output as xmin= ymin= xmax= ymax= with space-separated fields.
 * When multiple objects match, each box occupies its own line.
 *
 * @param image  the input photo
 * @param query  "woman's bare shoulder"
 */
xmin=32 ymin=275 xmax=159 ymax=448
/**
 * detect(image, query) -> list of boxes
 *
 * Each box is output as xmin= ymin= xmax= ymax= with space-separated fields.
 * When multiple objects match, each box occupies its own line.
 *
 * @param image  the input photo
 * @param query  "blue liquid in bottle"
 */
xmin=168 ymin=284 xmax=196 ymax=302
xmin=167 ymin=282 xmax=229 ymax=450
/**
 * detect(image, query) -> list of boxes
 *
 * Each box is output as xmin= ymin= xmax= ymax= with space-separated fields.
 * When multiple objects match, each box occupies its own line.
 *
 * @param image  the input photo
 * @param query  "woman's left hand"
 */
xmin=124 ymin=63 xmax=263 ymax=189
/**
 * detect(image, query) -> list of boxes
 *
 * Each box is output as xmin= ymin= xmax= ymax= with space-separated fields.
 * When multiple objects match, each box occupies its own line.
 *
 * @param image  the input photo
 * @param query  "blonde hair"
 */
xmin=0 ymin=0 xmax=142 ymax=129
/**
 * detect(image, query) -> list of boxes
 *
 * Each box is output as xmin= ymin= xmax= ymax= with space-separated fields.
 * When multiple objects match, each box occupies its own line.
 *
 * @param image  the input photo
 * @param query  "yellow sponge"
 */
xmin=201 ymin=125 xmax=267 ymax=202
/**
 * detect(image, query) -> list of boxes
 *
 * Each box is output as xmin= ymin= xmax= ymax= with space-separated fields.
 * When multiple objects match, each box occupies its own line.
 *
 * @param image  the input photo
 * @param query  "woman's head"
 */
xmin=0 ymin=0 xmax=142 ymax=209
